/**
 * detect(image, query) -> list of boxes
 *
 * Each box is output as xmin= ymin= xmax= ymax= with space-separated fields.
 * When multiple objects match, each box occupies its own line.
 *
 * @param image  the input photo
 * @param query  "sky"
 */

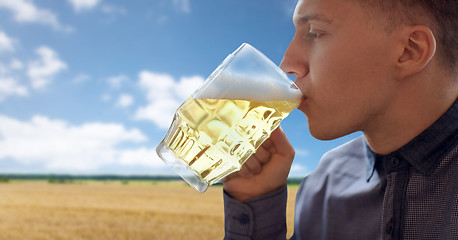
xmin=0 ymin=0 xmax=361 ymax=177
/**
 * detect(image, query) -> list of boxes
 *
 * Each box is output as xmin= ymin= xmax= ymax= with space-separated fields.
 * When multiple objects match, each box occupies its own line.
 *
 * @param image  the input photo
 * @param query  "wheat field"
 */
xmin=0 ymin=181 xmax=297 ymax=240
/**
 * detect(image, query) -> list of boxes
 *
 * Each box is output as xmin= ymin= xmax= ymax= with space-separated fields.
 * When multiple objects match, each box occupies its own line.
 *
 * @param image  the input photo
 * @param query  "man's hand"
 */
xmin=223 ymin=126 xmax=295 ymax=202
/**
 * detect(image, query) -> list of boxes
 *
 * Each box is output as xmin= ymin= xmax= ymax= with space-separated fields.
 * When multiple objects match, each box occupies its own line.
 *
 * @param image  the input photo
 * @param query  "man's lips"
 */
xmin=298 ymin=96 xmax=307 ymax=110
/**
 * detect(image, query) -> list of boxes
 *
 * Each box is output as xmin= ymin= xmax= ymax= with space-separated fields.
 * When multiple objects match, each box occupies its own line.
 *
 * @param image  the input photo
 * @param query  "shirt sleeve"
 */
xmin=223 ymin=185 xmax=288 ymax=240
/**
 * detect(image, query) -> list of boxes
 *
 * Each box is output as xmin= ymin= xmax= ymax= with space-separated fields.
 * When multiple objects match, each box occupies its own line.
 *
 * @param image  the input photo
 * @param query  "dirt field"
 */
xmin=0 ymin=181 xmax=297 ymax=240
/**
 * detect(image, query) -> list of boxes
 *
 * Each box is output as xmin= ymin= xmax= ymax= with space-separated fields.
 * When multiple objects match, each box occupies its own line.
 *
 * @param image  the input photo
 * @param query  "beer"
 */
xmin=157 ymin=97 xmax=300 ymax=185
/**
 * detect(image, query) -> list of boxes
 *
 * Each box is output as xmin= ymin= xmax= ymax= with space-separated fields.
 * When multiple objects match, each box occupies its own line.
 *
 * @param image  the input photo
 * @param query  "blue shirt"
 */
xmin=224 ymin=99 xmax=458 ymax=240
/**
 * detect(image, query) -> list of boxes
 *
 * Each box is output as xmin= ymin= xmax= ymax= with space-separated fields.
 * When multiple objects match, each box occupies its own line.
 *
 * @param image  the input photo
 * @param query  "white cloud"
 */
xmin=9 ymin=59 xmax=23 ymax=70
xmin=0 ymin=77 xmax=28 ymax=101
xmin=101 ymin=4 xmax=126 ymax=16
xmin=0 ymin=0 xmax=72 ymax=32
xmin=176 ymin=76 xmax=206 ymax=99
xmin=135 ymin=99 xmax=180 ymax=129
xmin=116 ymin=94 xmax=133 ymax=108
xmin=138 ymin=71 xmax=175 ymax=101
xmin=68 ymin=0 xmax=101 ymax=12
xmin=134 ymin=71 xmax=204 ymax=129
xmin=290 ymin=163 xmax=310 ymax=177
xmin=295 ymin=148 xmax=309 ymax=157
xmin=101 ymin=93 xmax=111 ymax=102
xmin=172 ymin=0 xmax=190 ymax=13
xmin=0 ymin=59 xmax=27 ymax=102
xmin=72 ymin=73 xmax=90 ymax=84
xmin=0 ymin=31 xmax=16 ymax=52
xmin=0 ymin=114 xmax=165 ymax=171
xmin=0 ymin=59 xmax=22 ymax=74
xmin=107 ymin=74 xmax=128 ymax=89
xmin=118 ymin=148 xmax=160 ymax=167
xmin=27 ymin=46 xmax=67 ymax=89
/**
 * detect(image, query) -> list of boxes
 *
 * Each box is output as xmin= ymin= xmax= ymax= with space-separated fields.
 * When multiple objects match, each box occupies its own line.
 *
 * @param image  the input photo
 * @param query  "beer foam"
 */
xmin=194 ymin=73 xmax=302 ymax=101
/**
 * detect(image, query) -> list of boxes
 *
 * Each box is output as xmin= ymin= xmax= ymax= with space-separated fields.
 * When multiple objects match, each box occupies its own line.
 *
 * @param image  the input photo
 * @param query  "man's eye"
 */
xmin=304 ymin=26 xmax=324 ymax=40
xmin=307 ymin=32 xmax=321 ymax=39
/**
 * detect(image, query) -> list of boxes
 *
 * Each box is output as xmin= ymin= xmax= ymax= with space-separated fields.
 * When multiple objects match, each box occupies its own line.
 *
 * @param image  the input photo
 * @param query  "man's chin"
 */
xmin=308 ymin=125 xmax=349 ymax=141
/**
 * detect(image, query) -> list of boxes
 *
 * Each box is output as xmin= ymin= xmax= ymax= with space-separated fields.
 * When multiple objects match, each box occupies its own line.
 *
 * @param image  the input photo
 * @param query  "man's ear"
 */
xmin=395 ymin=25 xmax=436 ymax=80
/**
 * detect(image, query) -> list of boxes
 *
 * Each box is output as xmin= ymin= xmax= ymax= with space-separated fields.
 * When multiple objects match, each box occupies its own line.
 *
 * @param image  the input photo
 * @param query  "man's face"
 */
xmin=281 ymin=0 xmax=399 ymax=140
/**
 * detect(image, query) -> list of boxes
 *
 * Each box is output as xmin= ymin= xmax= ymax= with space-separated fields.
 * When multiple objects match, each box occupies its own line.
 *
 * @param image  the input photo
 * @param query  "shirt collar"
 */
xmin=365 ymin=98 xmax=458 ymax=181
xmin=365 ymin=143 xmax=377 ymax=182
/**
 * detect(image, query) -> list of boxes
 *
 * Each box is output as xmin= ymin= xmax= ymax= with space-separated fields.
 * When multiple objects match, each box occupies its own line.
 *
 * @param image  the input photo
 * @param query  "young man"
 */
xmin=223 ymin=0 xmax=457 ymax=239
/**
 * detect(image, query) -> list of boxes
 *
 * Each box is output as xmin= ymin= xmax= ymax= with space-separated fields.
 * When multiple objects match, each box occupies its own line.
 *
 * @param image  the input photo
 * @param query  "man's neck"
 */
xmin=364 ymin=74 xmax=457 ymax=155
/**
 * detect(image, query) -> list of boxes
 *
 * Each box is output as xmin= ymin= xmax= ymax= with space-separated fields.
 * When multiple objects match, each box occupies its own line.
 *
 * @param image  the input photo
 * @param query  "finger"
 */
xmin=222 ymin=171 xmax=239 ymax=182
xmin=269 ymin=126 xmax=295 ymax=160
xmin=261 ymin=138 xmax=276 ymax=154
xmin=238 ymin=164 xmax=254 ymax=177
xmin=253 ymin=145 xmax=271 ymax=165
xmin=259 ymin=126 xmax=295 ymax=183
xmin=243 ymin=156 xmax=262 ymax=174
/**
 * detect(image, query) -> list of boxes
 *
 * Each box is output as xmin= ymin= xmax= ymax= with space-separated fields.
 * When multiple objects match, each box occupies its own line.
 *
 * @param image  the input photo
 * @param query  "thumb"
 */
xmin=263 ymin=126 xmax=295 ymax=181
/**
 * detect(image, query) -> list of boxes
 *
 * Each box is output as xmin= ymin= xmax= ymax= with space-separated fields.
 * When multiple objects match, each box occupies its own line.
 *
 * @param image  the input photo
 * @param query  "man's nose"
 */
xmin=280 ymin=35 xmax=309 ymax=78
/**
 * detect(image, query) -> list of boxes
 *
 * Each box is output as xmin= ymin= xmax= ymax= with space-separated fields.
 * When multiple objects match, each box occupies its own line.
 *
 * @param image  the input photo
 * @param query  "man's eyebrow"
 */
xmin=294 ymin=14 xmax=333 ymax=25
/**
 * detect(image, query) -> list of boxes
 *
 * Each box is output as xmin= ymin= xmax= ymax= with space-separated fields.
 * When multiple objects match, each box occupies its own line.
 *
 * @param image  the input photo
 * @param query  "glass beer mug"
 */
xmin=156 ymin=43 xmax=302 ymax=193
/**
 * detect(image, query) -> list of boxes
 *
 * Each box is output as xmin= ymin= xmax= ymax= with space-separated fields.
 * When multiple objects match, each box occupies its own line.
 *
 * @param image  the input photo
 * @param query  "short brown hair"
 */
xmin=355 ymin=0 xmax=457 ymax=74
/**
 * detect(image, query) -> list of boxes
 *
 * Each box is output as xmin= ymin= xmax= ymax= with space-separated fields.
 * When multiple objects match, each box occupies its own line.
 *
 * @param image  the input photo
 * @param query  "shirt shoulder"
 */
xmin=312 ymin=136 xmax=368 ymax=179
xmin=295 ymin=135 xmax=374 ymax=201
xmin=293 ymin=136 xmax=383 ymax=239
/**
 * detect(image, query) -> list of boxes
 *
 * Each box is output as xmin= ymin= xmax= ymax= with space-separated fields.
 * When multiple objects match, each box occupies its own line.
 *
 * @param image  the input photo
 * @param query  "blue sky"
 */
xmin=0 ymin=0 xmax=360 ymax=177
